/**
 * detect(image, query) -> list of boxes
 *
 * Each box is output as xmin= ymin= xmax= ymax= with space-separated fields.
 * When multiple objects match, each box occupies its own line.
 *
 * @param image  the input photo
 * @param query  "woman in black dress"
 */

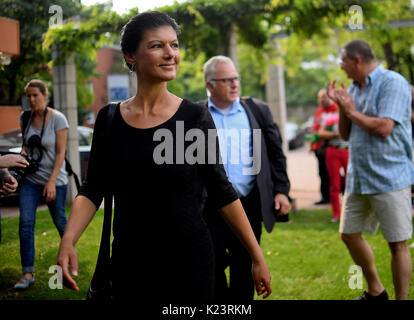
xmin=56 ymin=11 xmax=271 ymax=302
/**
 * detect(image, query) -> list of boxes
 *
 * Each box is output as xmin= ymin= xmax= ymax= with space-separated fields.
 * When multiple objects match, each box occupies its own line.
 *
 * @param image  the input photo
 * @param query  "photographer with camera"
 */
xmin=13 ymin=79 xmax=69 ymax=290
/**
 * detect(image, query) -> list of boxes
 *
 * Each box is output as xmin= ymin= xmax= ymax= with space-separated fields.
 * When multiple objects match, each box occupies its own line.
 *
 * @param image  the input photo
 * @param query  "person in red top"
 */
xmin=316 ymin=90 xmax=349 ymax=222
xmin=310 ymin=89 xmax=338 ymax=205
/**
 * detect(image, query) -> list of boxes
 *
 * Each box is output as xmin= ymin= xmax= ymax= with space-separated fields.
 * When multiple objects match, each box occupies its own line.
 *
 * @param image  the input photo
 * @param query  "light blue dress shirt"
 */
xmin=346 ymin=64 xmax=414 ymax=194
xmin=208 ymin=98 xmax=256 ymax=197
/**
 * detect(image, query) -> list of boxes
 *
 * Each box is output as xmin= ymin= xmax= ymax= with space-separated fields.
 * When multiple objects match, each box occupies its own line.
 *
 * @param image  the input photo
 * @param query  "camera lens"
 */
xmin=8 ymin=166 xmax=25 ymax=184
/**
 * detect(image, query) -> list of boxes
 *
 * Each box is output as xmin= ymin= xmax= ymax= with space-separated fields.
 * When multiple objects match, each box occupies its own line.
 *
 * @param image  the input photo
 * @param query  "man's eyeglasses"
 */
xmin=210 ymin=77 xmax=240 ymax=85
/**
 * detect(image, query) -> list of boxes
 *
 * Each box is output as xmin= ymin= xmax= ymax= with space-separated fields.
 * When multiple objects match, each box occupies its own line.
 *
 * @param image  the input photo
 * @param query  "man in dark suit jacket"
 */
xmin=200 ymin=55 xmax=291 ymax=300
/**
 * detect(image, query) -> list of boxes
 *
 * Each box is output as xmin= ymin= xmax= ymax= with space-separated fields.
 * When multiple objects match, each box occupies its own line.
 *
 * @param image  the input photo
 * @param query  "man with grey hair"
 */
xmin=327 ymin=39 xmax=414 ymax=300
xmin=200 ymin=55 xmax=291 ymax=300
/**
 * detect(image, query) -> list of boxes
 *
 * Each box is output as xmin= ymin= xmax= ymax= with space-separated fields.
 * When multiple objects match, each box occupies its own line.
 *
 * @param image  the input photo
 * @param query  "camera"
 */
xmin=7 ymin=133 xmax=44 ymax=184
xmin=8 ymin=153 xmax=40 ymax=184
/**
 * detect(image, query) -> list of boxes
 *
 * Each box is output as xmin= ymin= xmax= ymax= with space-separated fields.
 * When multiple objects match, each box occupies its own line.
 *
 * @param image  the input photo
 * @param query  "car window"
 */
xmin=78 ymin=128 xmax=93 ymax=146
xmin=286 ymin=122 xmax=299 ymax=141
xmin=83 ymin=130 xmax=93 ymax=146
xmin=0 ymin=130 xmax=22 ymax=149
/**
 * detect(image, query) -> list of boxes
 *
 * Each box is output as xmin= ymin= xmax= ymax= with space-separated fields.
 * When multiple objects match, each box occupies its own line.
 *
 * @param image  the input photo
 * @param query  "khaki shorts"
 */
xmin=340 ymin=187 xmax=413 ymax=243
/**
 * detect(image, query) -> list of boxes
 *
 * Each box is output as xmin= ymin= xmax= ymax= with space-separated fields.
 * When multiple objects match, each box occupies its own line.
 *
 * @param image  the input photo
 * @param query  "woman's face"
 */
xmin=26 ymin=87 xmax=47 ymax=111
xmin=133 ymin=25 xmax=180 ymax=82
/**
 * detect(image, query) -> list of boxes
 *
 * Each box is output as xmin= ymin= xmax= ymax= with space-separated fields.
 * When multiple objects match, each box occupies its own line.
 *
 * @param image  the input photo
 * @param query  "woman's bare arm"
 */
xmin=56 ymin=195 xmax=98 ymax=291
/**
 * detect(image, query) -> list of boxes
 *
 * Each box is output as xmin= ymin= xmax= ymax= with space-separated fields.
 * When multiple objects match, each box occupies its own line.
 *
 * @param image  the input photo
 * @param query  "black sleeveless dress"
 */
xmin=79 ymin=99 xmax=238 ymax=302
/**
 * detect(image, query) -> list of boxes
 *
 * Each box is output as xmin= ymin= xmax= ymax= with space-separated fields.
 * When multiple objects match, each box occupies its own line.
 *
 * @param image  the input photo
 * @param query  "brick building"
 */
xmin=0 ymin=17 xmax=20 ymax=135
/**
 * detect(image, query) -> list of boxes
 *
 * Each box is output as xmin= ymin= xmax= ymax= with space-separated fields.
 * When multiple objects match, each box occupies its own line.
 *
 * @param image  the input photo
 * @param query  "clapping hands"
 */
xmin=326 ymin=80 xmax=356 ymax=116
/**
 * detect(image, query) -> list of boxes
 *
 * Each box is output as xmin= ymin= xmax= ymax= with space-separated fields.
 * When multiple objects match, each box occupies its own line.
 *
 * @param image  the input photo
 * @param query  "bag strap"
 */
xmin=21 ymin=110 xmax=31 ymax=143
xmin=21 ymin=108 xmax=47 ymax=144
xmin=101 ymin=102 xmax=117 ymax=242
xmin=64 ymin=158 xmax=80 ymax=192
xmin=91 ymin=103 xmax=117 ymax=285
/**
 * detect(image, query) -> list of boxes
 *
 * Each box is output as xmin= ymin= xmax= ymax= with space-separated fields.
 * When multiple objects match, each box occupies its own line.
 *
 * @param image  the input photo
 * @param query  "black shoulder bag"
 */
xmin=86 ymin=103 xmax=117 ymax=302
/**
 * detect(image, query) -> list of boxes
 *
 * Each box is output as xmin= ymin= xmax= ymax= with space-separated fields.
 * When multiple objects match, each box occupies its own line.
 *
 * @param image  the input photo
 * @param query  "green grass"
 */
xmin=1 ymin=208 xmax=414 ymax=300
xmin=0 ymin=208 xmax=103 ymax=300
xmin=258 ymin=209 xmax=414 ymax=300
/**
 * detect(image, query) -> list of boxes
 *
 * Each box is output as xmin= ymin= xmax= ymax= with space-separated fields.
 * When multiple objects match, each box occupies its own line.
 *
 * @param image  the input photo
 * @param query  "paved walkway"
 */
xmin=287 ymin=143 xmax=330 ymax=211
xmin=0 ymin=142 xmax=327 ymax=219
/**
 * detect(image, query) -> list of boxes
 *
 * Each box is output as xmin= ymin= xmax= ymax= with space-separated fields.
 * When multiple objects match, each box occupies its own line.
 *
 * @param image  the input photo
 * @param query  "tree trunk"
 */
xmin=407 ymin=53 xmax=414 ymax=84
xmin=228 ymin=23 xmax=238 ymax=68
xmin=52 ymin=45 xmax=80 ymax=205
xmin=266 ymin=41 xmax=288 ymax=155
xmin=382 ymin=42 xmax=397 ymax=71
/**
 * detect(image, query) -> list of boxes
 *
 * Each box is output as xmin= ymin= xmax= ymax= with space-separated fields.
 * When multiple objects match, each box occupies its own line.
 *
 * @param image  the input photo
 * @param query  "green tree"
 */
xmin=358 ymin=0 xmax=414 ymax=82
xmin=0 ymin=1 xmax=130 ymax=125
xmin=238 ymin=42 xmax=271 ymax=100
xmin=168 ymin=50 xmax=207 ymax=102
xmin=270 ymin=0 xmax=414 ymax=113
xmin=160 ymin=0 xmax=380 ymax=59
xmin=0 ymin=0 xmax=80 ymax=105
xmin=42 ymin=4 xmax=126 ymax=115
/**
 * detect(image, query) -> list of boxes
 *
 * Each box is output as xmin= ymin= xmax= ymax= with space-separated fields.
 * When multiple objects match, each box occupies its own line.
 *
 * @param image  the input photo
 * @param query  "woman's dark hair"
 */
xmin=120 ymin=11 xmax=181 ymax=71
xmin=25 ymin=79 xmax=48 ymax=96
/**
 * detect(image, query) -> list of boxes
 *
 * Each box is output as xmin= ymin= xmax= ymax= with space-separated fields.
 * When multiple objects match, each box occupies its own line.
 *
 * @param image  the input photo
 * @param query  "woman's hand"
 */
xmin=55 ymin=196 xmax=99 ymax=292
xmin=0 ymin=154 xmax=29 ymax=169
xmin=43 ymin=180 xmax=56 ymax=203
xmin=252 ymin=258 xmax=272 ymax=299
xmin=56 ymin=238 xmax=79 ymax=292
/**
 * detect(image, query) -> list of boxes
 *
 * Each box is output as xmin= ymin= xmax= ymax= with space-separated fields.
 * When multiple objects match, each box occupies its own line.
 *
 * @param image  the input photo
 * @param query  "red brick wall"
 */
xmin=0 ymin=17 xmax=20 ymax=56
xmin=84 ymin=47 xmax=116 ymax=125
xmin=0 ymin=106 xmax=22 ymax=134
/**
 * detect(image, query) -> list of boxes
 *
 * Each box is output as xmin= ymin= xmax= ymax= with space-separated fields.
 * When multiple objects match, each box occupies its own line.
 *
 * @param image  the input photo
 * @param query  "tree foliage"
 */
xmin=168 ymin=50 xmax=207 ymax=102
xmin=0 ymin=1 xmax=123 ymax=108
xmin=2 ymin=0 xmax=414 ymax=119
xmin=42 ymin=7 xmax=125 ymax=63
xmin=0 ymin=0 xmax=80 ymax=104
